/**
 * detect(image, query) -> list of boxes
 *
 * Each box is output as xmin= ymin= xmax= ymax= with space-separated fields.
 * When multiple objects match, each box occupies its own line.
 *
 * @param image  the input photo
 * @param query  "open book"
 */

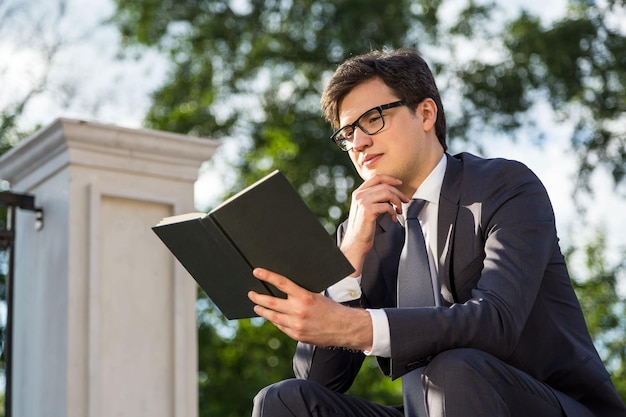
xmin=152 ymin=170 xmax=354 ymax=319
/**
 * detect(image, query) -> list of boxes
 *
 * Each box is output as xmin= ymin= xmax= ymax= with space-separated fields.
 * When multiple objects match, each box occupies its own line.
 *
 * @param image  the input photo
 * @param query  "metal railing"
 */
xmin=0 ymin=192 xmax=43 ymax=417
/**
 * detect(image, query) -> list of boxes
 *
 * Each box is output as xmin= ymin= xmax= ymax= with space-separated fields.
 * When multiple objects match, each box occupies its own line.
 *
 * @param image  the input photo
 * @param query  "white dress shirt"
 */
xmin=326 ymin=154 xmax=447 ymax=357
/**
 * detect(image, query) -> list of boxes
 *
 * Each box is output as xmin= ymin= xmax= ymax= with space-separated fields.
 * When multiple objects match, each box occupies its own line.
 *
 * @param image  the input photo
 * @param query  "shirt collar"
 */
xmin=412 ymin=153 xmax=447 ymax=204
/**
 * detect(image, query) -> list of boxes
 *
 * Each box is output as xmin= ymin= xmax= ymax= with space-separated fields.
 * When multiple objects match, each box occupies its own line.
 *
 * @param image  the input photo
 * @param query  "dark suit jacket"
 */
xmin=293 ymin=153 xmax=625 ymax=416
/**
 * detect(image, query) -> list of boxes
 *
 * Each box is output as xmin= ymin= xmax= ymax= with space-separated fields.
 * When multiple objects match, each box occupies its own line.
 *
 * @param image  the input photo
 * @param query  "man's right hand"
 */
xmin=340 ymin=174 xmax=409 ymax=276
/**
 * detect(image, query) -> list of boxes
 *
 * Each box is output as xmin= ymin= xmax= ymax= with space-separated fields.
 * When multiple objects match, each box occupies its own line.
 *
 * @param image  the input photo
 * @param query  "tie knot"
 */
xmin=406 ymin=199 xmax=427 ymax=219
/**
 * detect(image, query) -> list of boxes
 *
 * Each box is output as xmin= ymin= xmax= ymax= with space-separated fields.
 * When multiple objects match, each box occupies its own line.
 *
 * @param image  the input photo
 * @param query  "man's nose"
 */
xmin=351 ymin=128 xmax=373 ymax=152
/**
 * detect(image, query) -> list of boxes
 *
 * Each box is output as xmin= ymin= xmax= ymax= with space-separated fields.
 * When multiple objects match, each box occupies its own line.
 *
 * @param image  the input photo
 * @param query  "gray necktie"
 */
xmin=397 ymin=199 xmax=434 ymax=307
xmin=397 ymin=198 xmax=434 ymax=417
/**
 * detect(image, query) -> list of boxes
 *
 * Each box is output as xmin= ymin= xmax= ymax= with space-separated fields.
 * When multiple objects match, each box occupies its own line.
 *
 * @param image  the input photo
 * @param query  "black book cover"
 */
xmin=152 ymin=170 xmax=354 ymax=320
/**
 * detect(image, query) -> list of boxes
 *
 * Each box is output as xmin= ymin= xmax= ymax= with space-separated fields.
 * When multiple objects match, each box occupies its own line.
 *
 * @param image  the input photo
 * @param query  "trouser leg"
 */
xmin=252 ymin=378 xmax=404 ymax=417
xmin=421 ymin=348 xmax=587 ymax=417
xmin=402 ymin=367 xmax=428 ymax=417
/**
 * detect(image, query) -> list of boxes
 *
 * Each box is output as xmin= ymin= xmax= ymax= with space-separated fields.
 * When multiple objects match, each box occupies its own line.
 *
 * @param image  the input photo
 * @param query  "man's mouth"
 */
xmin=361 ymin=153 xmax=382 ymax=167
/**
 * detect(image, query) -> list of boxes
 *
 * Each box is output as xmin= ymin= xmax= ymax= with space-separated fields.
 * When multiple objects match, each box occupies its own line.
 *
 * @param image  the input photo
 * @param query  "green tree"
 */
xmin=111 ymin=0 xmax=626 ymax=221
xmin=109 ymin=0 xmax=626 ymax=413
xmin=196 ymin=303 xmax=295 ymax=417
xmin=113 ymin=0 xmax=428 ymax=230
xmin=569 ymin=229 xmax=626 ymax=398
xmin=451 ymin=0 xmax=626 ymax=198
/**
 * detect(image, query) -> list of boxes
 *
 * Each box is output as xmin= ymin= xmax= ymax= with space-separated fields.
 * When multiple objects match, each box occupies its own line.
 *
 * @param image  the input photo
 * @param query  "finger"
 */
xmin=252 ymin=300 xmax=298 ymax=325
xmin=353 ymin=187 xmax=409 ymax=217
xmin=253 ymin=267 xmax=304 ymax=296
xmin=249 ymin=294 xmax=298 ymax=332
xmin=252 ymin=303 xmax=280 ymax=320
xmin=248 ymin=290 xmax=280 ymax=309
xmin=353 ymin=182 xmax=409 ymax=205
xmin=371 ymin=201 xmax=402 ymax=221
xmin=387 ymin=193 xmax=410 ymax=214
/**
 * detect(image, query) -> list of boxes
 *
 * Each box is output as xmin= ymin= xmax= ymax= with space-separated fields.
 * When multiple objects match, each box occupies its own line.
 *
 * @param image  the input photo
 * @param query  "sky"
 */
xmin=2 ymin=0 xmax=625 ymax=279
xmin=0 ymin=0 xmax=165 ymax=129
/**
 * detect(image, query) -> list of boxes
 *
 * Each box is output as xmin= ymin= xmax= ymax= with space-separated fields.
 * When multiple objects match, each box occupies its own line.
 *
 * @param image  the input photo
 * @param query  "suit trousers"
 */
xmin=252 ymin=348 xmax=595 ymax=417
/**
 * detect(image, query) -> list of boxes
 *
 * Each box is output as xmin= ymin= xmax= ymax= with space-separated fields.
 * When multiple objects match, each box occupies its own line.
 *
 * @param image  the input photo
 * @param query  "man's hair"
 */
xmin=321 ymin=48 xmax=447 ymax=151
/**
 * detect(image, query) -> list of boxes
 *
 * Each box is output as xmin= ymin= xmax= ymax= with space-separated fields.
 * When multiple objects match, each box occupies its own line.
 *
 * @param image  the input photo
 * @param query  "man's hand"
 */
xmin=341 ymin=174 xmax=409 ymax=276
xmin=248 ymin=268 xmax=373 ymax=351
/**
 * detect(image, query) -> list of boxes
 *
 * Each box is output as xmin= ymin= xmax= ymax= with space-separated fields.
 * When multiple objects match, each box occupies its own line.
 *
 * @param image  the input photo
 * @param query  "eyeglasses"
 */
xmin=330 ymin=100 xmax=406 ymax=151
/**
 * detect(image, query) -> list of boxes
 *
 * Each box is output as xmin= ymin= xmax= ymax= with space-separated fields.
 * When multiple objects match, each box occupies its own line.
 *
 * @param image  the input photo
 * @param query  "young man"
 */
xmin=248 ymin=49 xmax=625 ymax=417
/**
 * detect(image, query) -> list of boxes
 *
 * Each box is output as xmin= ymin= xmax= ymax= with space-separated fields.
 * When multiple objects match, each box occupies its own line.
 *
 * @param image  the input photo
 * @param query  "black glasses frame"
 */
xmin=330 ymin=100 xmax=406 ymax=151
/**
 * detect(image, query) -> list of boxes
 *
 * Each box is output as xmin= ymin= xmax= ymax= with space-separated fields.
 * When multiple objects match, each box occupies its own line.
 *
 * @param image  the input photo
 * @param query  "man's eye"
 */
xmin=361 ymin=110 xmax=381 ymax=127
xmin=367 ymin=115 xmax=382 ymax=124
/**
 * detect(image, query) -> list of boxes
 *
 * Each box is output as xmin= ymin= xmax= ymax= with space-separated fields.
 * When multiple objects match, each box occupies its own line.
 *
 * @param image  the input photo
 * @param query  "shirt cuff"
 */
xmin=363 ymin=309 xmax=391 ymax=357
xmin=325 ymin=275 xmax=362 ymax=302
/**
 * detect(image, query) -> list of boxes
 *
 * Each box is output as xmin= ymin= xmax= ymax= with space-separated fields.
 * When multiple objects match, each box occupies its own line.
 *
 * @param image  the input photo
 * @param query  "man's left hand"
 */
xmin=248 ymin=268 xmax=373 ymax=351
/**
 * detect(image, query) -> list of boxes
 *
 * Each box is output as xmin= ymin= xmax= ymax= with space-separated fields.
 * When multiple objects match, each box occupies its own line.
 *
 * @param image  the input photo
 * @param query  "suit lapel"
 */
xmin=361 ymin=214 xmax=404 ymax=304
xmin=378 ymin=214 xmax=405 ymax=290
xmin=437 ymin=154 xmax=462 ymax=304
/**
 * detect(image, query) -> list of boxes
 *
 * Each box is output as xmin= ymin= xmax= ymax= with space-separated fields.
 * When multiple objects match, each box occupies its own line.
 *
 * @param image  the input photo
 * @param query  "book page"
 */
xmin=156 ymin=212 xmax=206 ymax=226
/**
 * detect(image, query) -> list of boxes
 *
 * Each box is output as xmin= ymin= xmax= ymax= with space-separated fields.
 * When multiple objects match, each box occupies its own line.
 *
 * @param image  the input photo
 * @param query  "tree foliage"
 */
xmin=111 ymin=0 xmax=626 ymax=222
xmin=569 ymin=230 xmax=626 ymax=398
xmin=109 ymin=0 xmax=626 ymax=413
xmin=452 ymin=1 xmax=626 ymax=196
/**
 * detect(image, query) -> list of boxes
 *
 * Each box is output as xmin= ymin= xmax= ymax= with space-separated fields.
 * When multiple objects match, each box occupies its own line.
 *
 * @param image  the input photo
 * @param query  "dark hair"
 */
xmin=321 ymin=48 xmax=447 ymax=150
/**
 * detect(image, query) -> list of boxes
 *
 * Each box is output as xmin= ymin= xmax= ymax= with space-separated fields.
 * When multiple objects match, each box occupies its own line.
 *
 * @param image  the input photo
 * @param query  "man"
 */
xmin=248 ymin=48 xmax=625 ymax=416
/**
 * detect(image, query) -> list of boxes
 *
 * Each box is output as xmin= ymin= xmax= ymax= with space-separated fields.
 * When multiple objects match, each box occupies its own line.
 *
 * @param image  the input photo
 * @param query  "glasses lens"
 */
xmin=358 ymin=108 xmax=384 ymax=134
xmin=333 ymin=126 xmax=354 ymax=151
xmin=331 ymin=106 xmax=387 ymax=151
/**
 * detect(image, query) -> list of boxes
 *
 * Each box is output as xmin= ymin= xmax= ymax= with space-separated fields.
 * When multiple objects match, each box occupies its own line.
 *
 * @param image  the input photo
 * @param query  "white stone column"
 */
xmin=0 ymin=118 xmax=219 ymax=417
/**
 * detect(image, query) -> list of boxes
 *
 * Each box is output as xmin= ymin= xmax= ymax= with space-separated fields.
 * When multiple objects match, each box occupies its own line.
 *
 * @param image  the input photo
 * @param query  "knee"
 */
xmin=421 ymin=349 xmax=499 ymax=414
xmin=253 ymin=382 xmax=276 ymax=413
xmin=423 ymin=348 xmax=495 ymax=388
xmin=252 ymin=379 xmax=312 ymax=417
xmin=427 ymin=348 xmax=489 ymax=373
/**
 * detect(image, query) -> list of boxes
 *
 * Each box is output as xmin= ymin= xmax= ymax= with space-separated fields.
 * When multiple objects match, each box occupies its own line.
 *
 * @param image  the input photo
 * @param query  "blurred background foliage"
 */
xmin=1 ymin=0 xmax=624 ymax=415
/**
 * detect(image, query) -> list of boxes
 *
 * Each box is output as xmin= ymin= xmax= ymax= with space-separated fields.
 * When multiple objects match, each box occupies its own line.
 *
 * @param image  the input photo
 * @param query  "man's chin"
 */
xmin=361 ymin=167 xmax=392 ymax=180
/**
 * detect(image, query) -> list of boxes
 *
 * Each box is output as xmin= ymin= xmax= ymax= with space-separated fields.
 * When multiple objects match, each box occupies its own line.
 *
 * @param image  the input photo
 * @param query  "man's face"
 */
xmin=338 ymin=77 xmax=438 ymax=195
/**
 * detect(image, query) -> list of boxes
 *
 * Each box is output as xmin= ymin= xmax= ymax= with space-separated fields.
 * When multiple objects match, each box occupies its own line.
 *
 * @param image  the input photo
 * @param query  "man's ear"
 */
xmin=419 ymin=98 xmax=438 ymax=132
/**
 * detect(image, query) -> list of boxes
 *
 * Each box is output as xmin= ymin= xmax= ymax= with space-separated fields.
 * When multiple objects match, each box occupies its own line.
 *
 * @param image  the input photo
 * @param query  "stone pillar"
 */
xmin=0 ymin=118 xmax=219 ymax=417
